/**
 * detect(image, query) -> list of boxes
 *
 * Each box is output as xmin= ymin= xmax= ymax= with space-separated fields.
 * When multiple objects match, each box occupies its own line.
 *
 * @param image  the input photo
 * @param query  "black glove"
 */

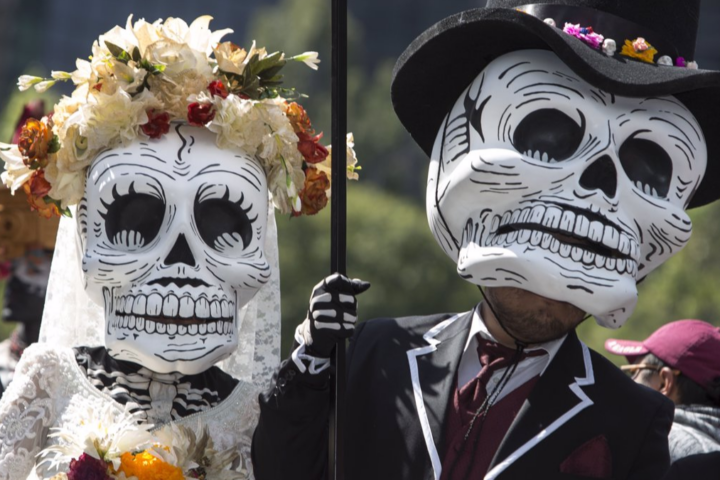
xmin=301 ymin=273 xmax=371 ymax=358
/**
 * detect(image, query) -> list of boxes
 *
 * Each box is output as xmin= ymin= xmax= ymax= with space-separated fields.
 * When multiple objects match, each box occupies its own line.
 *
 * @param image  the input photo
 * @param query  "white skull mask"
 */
xmin=428 ymin=50 xmax=707 ymax=327
xmin=78 ymin=125 xmax=270 ymax=374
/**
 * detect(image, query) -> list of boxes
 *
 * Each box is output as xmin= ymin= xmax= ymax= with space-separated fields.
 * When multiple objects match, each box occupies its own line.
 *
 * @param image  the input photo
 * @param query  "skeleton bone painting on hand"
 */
xmin=428 ymin=50 xmax=707 ymax=327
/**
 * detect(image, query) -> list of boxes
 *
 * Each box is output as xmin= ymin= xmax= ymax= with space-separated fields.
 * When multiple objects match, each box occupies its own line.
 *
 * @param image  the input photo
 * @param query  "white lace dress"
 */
xmin=0 ymin=343 xmax=261 ymax=480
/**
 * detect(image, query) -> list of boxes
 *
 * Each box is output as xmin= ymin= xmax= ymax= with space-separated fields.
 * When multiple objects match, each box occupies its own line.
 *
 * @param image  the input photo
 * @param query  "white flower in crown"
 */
xmin=2 ymin=14 xmax=358 ymax=219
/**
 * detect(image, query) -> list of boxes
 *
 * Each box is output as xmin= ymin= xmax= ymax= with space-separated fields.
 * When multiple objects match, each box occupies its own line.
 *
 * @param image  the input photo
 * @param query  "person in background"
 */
xmin=606 ymin=319 xmax=720 ymax=463
xmin=0 ymin=248 xmax=53 ymax=392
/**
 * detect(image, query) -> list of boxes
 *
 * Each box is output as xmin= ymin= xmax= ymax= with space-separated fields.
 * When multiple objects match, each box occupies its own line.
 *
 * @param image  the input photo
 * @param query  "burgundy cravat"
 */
xmin=456 ymin=337 xmax=524 ymax=423
xmin=440 ymin=335 xmax=546 ymax=480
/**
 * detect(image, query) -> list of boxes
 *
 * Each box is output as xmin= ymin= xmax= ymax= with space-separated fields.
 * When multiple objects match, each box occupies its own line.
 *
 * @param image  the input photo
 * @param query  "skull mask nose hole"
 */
xmin=164 ymin=234 xmax=196 ymax=267
xmin=580 ymin=155 xmax=618 ymax=198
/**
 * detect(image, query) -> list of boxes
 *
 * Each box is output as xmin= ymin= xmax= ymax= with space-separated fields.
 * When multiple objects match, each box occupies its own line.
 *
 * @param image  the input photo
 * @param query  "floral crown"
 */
xmin=0 ymin=15 xmax=358 ymax=218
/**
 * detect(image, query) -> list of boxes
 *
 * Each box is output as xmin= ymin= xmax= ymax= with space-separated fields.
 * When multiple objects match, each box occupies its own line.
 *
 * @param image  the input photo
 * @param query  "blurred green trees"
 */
xmin=276 ymin=184 xmax=479 ymax=354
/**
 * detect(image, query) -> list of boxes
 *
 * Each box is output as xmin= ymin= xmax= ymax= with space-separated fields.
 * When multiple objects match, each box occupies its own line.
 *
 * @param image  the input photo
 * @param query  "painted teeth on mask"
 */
xmin=111 ymin=293 xmax=235 ymax=335
xmin=484 ymin=205 xmax=640 ymax=275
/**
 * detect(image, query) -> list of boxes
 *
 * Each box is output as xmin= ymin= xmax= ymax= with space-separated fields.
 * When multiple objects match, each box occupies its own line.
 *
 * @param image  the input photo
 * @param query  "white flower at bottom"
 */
xmin=0 ymin=144 xmax=33 ymax=194
xmin=37 ymin=403 xmax=153 ymax=472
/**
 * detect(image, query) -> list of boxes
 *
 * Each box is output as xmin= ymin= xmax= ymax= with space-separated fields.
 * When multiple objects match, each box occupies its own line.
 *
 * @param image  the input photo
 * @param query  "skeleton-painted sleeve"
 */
xmin=0 ymin=344 xmax=59 ymax=480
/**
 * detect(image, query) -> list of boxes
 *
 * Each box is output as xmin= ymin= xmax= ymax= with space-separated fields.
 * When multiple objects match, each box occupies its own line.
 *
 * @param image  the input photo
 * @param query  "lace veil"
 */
xmin=39 ymin=198 xmax=281 ymax=387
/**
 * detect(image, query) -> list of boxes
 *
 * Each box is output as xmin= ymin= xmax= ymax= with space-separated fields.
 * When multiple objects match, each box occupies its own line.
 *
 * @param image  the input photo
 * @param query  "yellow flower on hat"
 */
xmin=620 ymin=38 xmax=658 ymax=64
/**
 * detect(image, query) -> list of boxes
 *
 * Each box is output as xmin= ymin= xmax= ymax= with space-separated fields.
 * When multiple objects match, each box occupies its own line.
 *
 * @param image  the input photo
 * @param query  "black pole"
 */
xmin=329 ymin=0 xmax=347 ymax=479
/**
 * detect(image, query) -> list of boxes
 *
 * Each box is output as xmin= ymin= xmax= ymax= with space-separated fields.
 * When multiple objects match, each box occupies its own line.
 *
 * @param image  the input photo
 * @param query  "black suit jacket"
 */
xmin=253 ymin=312 xmax=674 ymax=480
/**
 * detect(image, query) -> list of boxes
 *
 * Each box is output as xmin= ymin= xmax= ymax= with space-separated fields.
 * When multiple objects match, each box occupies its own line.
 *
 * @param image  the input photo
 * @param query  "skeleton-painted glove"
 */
xmin=299 ymin=273 xmax=371 ymax=358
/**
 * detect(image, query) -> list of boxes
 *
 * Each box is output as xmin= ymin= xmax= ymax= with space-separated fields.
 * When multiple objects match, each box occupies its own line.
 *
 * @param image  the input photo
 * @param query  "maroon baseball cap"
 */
xmin=605 ymin=320 xmax=720 ymax=391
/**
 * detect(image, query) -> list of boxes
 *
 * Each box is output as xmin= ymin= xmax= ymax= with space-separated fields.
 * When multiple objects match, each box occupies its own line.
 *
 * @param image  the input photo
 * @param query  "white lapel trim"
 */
xmin=485 ymin=340 xmax=596 ymax=480
xmin=406 ymin=313 xmax=466 ymax=480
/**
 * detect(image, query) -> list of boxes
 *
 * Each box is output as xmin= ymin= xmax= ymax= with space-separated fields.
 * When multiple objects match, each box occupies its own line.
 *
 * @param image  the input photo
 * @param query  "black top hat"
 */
xmin=391 ymin=0 xmax=720 ymax=208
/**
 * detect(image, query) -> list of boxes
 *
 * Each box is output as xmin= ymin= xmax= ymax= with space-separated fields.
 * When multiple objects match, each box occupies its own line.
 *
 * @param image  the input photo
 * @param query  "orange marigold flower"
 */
xmin=115 ymin=451 xmax=184 ymax=480
xmin=22 ymin=170 xmax=60 ymax=219
xmin=286 ymin=102 xmax=313 ymax=134
xmin=18 ymin=117 xmax=53 ymax=169
xmin=298 ymin=166 xmax=330 ymax=216
xmin=297 ymin=131 xmax=329 ymax=164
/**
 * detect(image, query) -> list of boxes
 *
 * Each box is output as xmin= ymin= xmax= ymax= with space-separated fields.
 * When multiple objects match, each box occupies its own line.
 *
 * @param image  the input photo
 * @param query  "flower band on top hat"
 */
xmin=516 ymin=5 xmax=699 ymax=69
xmin=1 ymin=15 xmax=360 ymax=218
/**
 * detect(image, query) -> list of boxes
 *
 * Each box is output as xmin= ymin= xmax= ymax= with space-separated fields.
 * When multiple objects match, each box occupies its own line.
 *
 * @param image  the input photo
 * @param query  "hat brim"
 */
xmin=391 ymin=7 xmax=720 ymax=208
xmin=604 ymin=338 xmax=649 ymax=362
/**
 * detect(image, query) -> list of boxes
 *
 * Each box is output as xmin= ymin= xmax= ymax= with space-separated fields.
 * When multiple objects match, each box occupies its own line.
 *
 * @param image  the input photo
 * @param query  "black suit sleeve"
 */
xmin=252 ymin=321 xmax=370 ymax=480
xmin=626 ymin=395 xmax=674 ymax=480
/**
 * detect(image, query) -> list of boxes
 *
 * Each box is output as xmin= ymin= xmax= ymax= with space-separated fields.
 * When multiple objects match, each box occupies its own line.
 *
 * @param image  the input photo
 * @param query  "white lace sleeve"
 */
xmin=0 ymin=345 xmax=63 ymax=480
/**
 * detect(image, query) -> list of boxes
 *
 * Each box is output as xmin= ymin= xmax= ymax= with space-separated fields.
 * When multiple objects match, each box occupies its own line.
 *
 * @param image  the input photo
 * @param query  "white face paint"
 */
xmin=78 ymin=125 xmax=270 ymax=374
xmin=428 ymin=50 xmax=707 ymax=327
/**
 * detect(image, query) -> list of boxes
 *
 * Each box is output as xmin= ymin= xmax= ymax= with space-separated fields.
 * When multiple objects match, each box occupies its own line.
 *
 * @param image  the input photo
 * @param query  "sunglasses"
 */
xmin=620 ymin=364 xmax=681 ymax=380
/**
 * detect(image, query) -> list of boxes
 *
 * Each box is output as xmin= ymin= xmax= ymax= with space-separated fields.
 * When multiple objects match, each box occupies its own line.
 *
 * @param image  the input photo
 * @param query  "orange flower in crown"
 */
xmin=18 ymin=118 xmax=56 ymax=170
xmin=297 ymin=166 xmax=330 ymax=216
xmin=23 ymin=170 xmax=61 ymax=219
xmin=286 ymin=102 xmax=313 ymax=134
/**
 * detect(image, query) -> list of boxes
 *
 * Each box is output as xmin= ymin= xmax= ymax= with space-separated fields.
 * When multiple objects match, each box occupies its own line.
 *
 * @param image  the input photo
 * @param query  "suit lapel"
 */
xmin=486 ymin=332 xmax=596 ymax=480
xmin=406 ymin=310 xmax=473 ymax=480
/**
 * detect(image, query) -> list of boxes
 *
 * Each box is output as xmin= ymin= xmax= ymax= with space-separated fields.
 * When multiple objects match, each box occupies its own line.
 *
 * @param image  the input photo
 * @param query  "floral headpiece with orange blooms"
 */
xmin=0 ymin=15 xmax=359 ymax=218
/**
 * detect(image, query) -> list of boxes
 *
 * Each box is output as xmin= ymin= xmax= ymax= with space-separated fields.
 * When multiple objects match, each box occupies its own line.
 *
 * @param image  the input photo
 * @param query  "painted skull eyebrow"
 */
xmin=640 ymin=96 xmax=691 ymax=114
xmin=649 ymin=116 xmax=696 ymax=150
xmin=521 ymin=90 xmax=571 ymax=100
xmin=235 ymin=155 xmax=264 ymax=177
xmin=189 ymin=163 xmax=262 ymax=191
xmin=672 ymin=113 xmax=702 ymax=142
xmin=514 ymin=82 xmax=585 ymax=99
xmin=514 ymin=97 xmax=551 ymax=109
xmin=505 ymin=69 xmax=549 ymax=88
xmin=552 ymin=70 xmax=581 ymax=82
xmin=92 ymin=162 xmax=175 ymax=185
xmin=497 ymin=61 xmax=531 ymax=80
xmin=590 ymin=89 xmax=607 ymax=106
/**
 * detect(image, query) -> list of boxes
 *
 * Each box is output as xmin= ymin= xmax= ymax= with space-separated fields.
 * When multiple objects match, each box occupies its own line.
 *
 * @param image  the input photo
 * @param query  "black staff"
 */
xmin=329 ymin=0 xmax=348 ymax=479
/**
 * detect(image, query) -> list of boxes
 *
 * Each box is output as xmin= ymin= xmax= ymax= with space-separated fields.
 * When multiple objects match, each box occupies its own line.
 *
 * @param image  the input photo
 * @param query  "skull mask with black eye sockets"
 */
xmin=78 ymin=124 xmax=270 ymax=374
xmin=427 ymin=50 xmax=707 ymax=327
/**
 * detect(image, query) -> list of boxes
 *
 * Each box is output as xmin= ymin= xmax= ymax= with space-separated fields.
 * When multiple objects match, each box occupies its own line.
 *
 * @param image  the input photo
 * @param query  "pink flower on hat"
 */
xmin=632 ymin=37 xmax=650 ymax=52
xmin=563 ymin=23 xmax=605 ymax=50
